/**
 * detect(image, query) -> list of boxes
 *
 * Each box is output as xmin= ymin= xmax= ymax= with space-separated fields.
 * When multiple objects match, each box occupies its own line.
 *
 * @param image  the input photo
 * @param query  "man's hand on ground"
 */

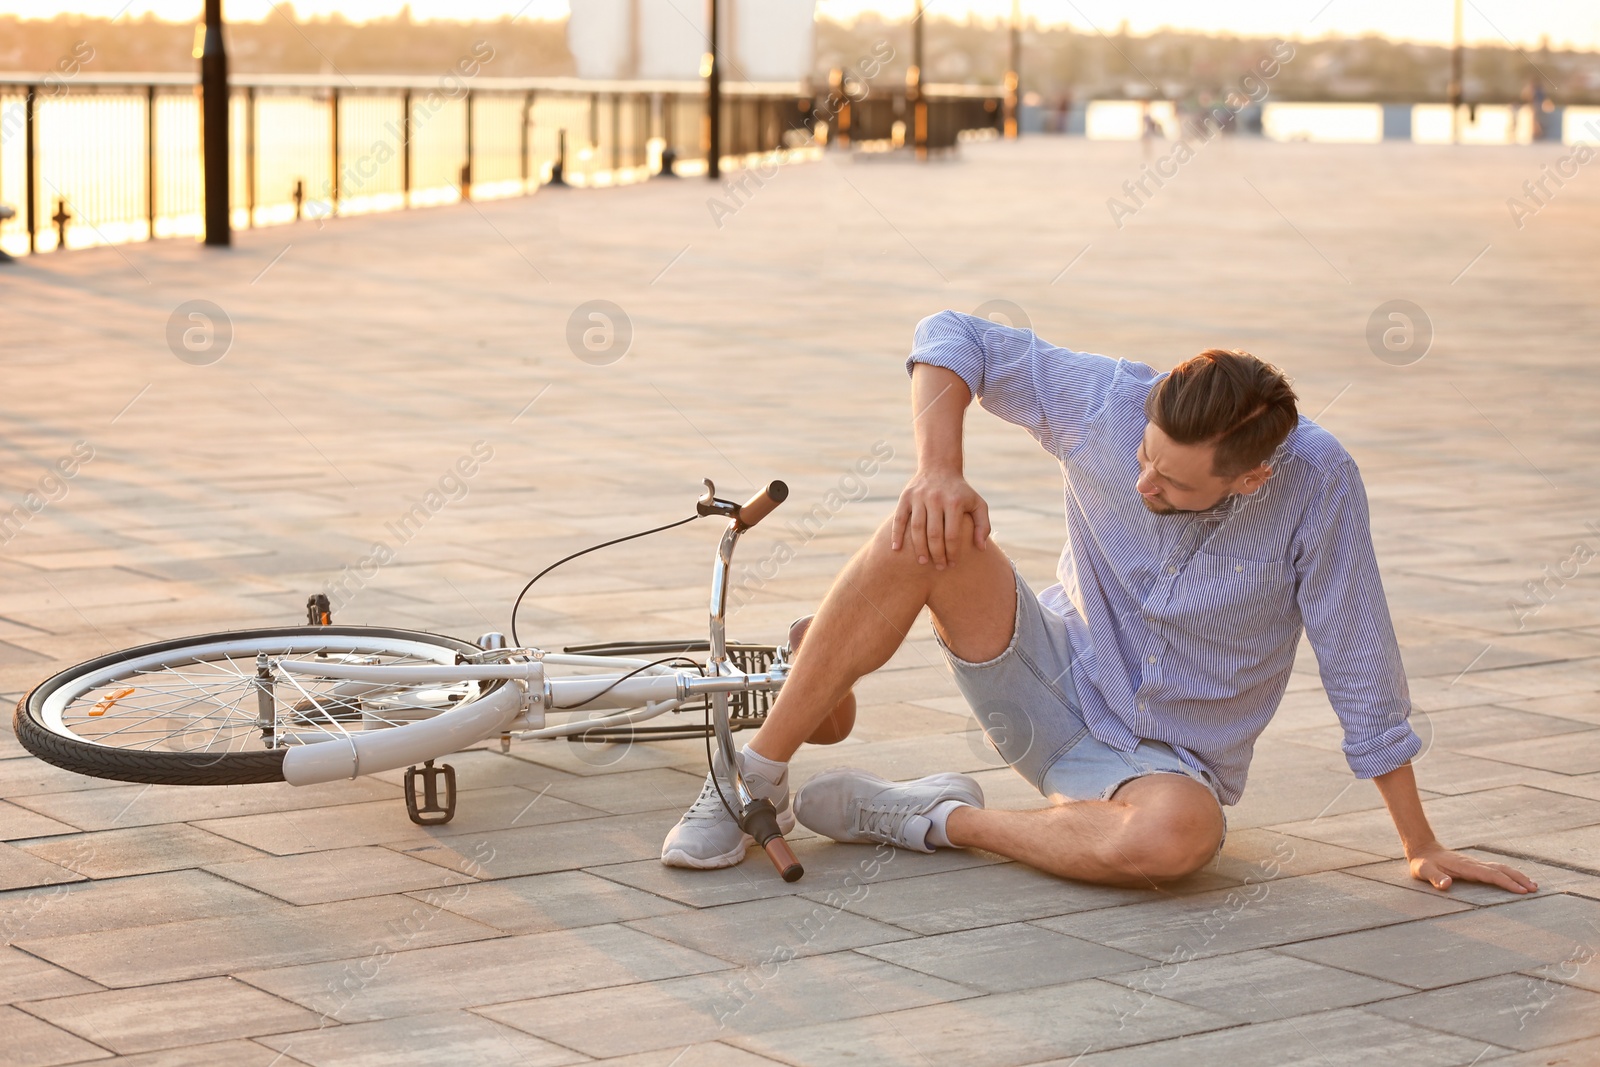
xmin=891 ymin=470 xmax=991 ymax=570
xmin=1408 ymin=844 xmax=1538 ymax=894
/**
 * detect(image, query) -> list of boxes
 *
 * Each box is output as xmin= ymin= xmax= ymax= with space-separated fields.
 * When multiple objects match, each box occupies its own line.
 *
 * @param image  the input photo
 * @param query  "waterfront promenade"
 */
xmin=1 ymin=135 xmax=1598 ymax=1065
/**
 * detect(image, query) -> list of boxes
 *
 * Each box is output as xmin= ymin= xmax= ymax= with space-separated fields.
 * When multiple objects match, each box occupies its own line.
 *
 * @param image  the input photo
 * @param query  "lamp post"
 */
xmin=909 ymin=0 xmax=926 ymax=159
xmin=1005 ymin=0 xmax=1021 ymax=138
xmin=1448 ymin=0 xmax=1464 ymax=144
xmin=705 ymin=0 xmax=721 ymax=180
xmin=200 ymin=0 xmax=230 ymax=246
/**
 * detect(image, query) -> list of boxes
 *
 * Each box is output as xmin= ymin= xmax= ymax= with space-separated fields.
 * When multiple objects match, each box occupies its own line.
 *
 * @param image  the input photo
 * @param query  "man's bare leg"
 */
xmin=746 ymin=512 xmax=1016 ymax=763
xmin=748 ymin=512 xmax=1223 ymax=887
xmin=946 ymin=775 xmax=1225 ymax=887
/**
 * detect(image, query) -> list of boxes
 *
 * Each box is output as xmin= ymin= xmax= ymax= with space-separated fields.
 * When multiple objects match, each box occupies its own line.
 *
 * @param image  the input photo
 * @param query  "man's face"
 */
xmin=1136 ymin=423 xmax=1271 ymax=514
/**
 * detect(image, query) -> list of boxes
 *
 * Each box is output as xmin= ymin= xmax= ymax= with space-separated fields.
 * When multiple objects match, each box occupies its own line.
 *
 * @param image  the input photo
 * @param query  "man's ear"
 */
xmin=1238 ymin=463 xmax=1272 ymax=494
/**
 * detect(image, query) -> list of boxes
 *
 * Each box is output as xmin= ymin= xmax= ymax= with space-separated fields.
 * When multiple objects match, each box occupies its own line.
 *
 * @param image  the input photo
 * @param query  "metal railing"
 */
xmin=0 ymin=73 xmax=1005 ymax=256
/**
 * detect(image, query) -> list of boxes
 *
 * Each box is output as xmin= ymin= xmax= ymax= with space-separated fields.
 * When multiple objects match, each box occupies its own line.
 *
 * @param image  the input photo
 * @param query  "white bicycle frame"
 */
xmin=273 ymin=480 xmax=789 ymax=787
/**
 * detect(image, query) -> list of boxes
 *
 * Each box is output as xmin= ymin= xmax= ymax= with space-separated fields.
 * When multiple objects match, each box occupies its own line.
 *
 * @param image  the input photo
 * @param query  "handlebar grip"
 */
xmin=762 ymin=836 xmax=804 ymax=883
xmin=736 ymin=480 xmax=789 ymax=530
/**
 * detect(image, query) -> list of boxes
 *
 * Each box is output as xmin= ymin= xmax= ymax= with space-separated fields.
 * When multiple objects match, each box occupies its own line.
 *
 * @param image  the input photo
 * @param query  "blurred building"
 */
xmin=567 ymin=0 xmax=817 ymax=81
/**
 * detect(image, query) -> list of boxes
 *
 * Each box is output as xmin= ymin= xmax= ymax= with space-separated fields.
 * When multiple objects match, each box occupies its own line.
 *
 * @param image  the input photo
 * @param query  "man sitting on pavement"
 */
xmin=662 ymin=310 xmax=1537 ymax=895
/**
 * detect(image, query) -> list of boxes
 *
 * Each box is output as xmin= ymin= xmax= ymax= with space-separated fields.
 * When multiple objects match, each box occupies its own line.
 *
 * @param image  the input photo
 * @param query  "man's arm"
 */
xmin=1295 ymin=460 xmax=1536 ymax=894
xmin=891 ymin=364 xmax=990 ymax=570
xmin=1373 ymin=762 xmax=1537 ymax=894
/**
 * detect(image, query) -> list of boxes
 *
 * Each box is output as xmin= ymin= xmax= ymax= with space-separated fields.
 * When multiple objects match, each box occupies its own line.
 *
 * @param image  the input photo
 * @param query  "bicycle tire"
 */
xmin=15 ymin=625 xmax=493 ymax=787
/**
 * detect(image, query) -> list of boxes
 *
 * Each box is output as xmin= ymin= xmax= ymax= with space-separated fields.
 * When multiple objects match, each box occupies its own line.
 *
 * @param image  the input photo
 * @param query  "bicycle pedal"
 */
xmin=404 ymin=760 xmax=457 ymax=825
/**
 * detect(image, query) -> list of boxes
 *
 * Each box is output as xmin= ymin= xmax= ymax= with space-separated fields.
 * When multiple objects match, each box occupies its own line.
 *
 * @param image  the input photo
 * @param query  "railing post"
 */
xmin=401 ymin=88 xmax=411 ymax=207
xmin=200 ymin=0 xmax=230 ymax=246
xmin=462 ymin=88 xmax=474 ymax=199
xmin=329 ymin=85 xmax=340 ymax=216
xmin=245 ymin=84 xmax=256 ymax=226
xmin=521 ymin=90 xmax=534 ymax=191
xmin=909 ymin=0 xmax=927 ymax=160
xmin=24 ymin=84 xmax=36 ymax=254
xmin=611 ymin=92 xmax=621 ymax=173
xmin=145 ymin=84 xmax=155 ymax=240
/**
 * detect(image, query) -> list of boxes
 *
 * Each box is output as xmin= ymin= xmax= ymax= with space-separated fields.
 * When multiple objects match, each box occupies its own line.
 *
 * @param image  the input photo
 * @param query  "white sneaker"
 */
xmin=661 ymin=748 xmax=794 ymax=869
xmin=794 ymin=769 xmax=983 ymax=853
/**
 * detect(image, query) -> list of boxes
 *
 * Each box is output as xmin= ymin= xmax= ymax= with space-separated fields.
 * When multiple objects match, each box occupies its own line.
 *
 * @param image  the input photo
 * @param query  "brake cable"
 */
xmin=509 ymin=513 xmax=701 ymax=647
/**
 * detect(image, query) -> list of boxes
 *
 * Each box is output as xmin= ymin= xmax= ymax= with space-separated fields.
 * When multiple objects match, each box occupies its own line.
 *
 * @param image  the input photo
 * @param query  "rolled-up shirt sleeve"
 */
xmin=1293 ymin=458 xmax=1421 ymax=779
xmin=906 ymin=310 xmax=1120 ymax=458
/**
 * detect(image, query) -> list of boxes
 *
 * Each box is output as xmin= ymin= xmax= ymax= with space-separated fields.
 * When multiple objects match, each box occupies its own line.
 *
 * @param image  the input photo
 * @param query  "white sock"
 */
xmin=923 ymin=799 xmax=970 ymax=849
xmin=739 ymin=744 xmax=788 ymax=784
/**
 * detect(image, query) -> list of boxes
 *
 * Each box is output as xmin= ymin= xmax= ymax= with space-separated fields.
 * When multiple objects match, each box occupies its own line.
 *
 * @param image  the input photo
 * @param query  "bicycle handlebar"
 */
xmin=736 ymin=480 xmax=789 ymax=530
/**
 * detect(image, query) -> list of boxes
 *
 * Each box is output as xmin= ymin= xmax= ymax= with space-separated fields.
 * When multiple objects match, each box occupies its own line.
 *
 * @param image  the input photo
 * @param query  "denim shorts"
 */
xmin=934 ymin=567 xmax=1227 ymax=841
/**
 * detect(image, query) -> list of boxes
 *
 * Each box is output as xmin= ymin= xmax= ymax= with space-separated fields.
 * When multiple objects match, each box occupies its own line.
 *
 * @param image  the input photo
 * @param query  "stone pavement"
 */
xmin=1 ymin=133 xmax=1598 ymax=1065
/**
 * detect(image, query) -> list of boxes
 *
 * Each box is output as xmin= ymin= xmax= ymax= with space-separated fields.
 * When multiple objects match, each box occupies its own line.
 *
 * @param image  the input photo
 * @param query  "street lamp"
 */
xmin=200 ymin=0 xmax=230 ymax=246
xmin=1448 ymin=0 xmax=1464 ymax=144
xmin=705 ymin=0 xmax=722 ymax=180
xmin=1005 ymin=0 xmax=1021 ymax=139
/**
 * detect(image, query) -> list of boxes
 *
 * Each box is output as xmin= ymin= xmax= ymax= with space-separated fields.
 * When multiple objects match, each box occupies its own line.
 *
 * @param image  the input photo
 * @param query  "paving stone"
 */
xmin=0 ymin=803 xmax=76 ymax=842
xmin=1168 ymin=828 xmax=1387 ymax=897
xmin=0 ymin=757 xmax=127 ymax=803
xmin=1502 ymin=824 xmax=1600 ymax=882
xmin=590 ymin=834 xmax=1004 ymax=910
xmin=1465 ymin=733 xmax=1600 ymax=776
xmin=0 ymin=870 xmax=277 ymax=943
xmin=798 ymin=860 xmax=1149 ymax=934
xmin=405 ymin=868 xmax=688 ymax=935
xmin=1098 ymin=947 xmax=1410 ymax=1024
xmin=1062 ymin=1007 xmax=1502 ymax=1066
xmin=1278 ymin=893 xmax=1600 ymax=990
xmin=239 ymin=924 xmax=731 ymax=1023
xmin=0 ymin=844 xmax=83 ymax=894
xmin=0 ymin=946 xmax=100 ymax=1005
xmin=537 ymin=766 xmax=714 ymax=815
xmin=626 ymin=895 xmax=914 ymax=966
xmin=15 ymin=825 xmax=265 ymax=880
xmin=204 ymin=845 xmax=480 ymax=905
xmin=0 ymin=1004 xmax=110 ymax=1066
xmin=1496 ymin=694 xmax=1600 ymax=729
xmin=1479 ymin=1035 xmax=1600 ymax=1065
xmin=193 ymin=785 xmax=603 ymax=857
xmin=725 ymin=977 xmax=1233 ymax=1067
xmin=69 ymin=1041 xmax=311 ymax=1066
xmin=1035 ymin=872 xmax=1471 ymax=961
xmin=367 ymin=748 xmax=581 ymax=792
xmin=19 ymin=976 xmax=320 ymax=1055
xmin=858 ymin=922 xmax=1148 ymax=993
xmin=1366 ymin=973 xmax=1600 ymax=1052
xmin=1276 ymin=786 xmax=1600 ymax=859
xmin=12 ymin=778 xmax=402 ymax=832
xmin=475 ymin=951 xmax=980 ymax=1059
xmin=256 ymin=1010 xmax=586 ymax=1067
xmin=588 ymin=1044 xmax=786 ymax=1066
xmin=18 ymin=895 xmax=503 ymax=987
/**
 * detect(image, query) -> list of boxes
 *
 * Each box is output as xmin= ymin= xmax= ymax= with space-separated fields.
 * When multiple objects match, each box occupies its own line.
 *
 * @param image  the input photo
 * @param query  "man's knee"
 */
xmin=1109 ymin=786 xmax=1224 ymax=882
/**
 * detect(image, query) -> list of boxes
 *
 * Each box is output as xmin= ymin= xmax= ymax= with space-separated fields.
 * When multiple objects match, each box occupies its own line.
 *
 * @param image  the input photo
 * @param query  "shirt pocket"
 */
xmin=1167 ymin=551 xmax=1296 ymax=636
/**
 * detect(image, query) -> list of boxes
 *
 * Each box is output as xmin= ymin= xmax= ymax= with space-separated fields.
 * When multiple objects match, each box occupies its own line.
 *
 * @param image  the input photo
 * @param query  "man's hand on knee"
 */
xmin=891 ymin=469 xmax=992 ymax=571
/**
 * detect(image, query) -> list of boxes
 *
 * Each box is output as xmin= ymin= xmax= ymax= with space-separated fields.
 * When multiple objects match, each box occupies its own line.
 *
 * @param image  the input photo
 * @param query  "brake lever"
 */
xmin=696 ymin=478 xmax=741 ymax=520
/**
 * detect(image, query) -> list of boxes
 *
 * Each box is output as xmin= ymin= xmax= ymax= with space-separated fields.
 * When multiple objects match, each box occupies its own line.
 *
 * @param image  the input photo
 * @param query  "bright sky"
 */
xmin=7 ymin=0 xmax=1599 ymax=50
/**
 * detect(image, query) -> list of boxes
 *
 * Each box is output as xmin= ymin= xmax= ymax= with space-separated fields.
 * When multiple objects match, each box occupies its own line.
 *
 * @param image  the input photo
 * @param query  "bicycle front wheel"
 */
xmin=15 ymin=626 xmax=504 ymax=786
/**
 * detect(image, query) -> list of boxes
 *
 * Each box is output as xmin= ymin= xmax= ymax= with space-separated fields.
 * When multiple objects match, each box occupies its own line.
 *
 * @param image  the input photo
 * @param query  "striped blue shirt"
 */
xmin=908 ymin=310 xmax=1419 ymax=805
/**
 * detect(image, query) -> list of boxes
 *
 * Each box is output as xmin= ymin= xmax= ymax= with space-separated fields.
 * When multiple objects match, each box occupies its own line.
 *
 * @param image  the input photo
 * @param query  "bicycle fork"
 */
xmin=701 ymin=478 xmax=803 ymax=882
